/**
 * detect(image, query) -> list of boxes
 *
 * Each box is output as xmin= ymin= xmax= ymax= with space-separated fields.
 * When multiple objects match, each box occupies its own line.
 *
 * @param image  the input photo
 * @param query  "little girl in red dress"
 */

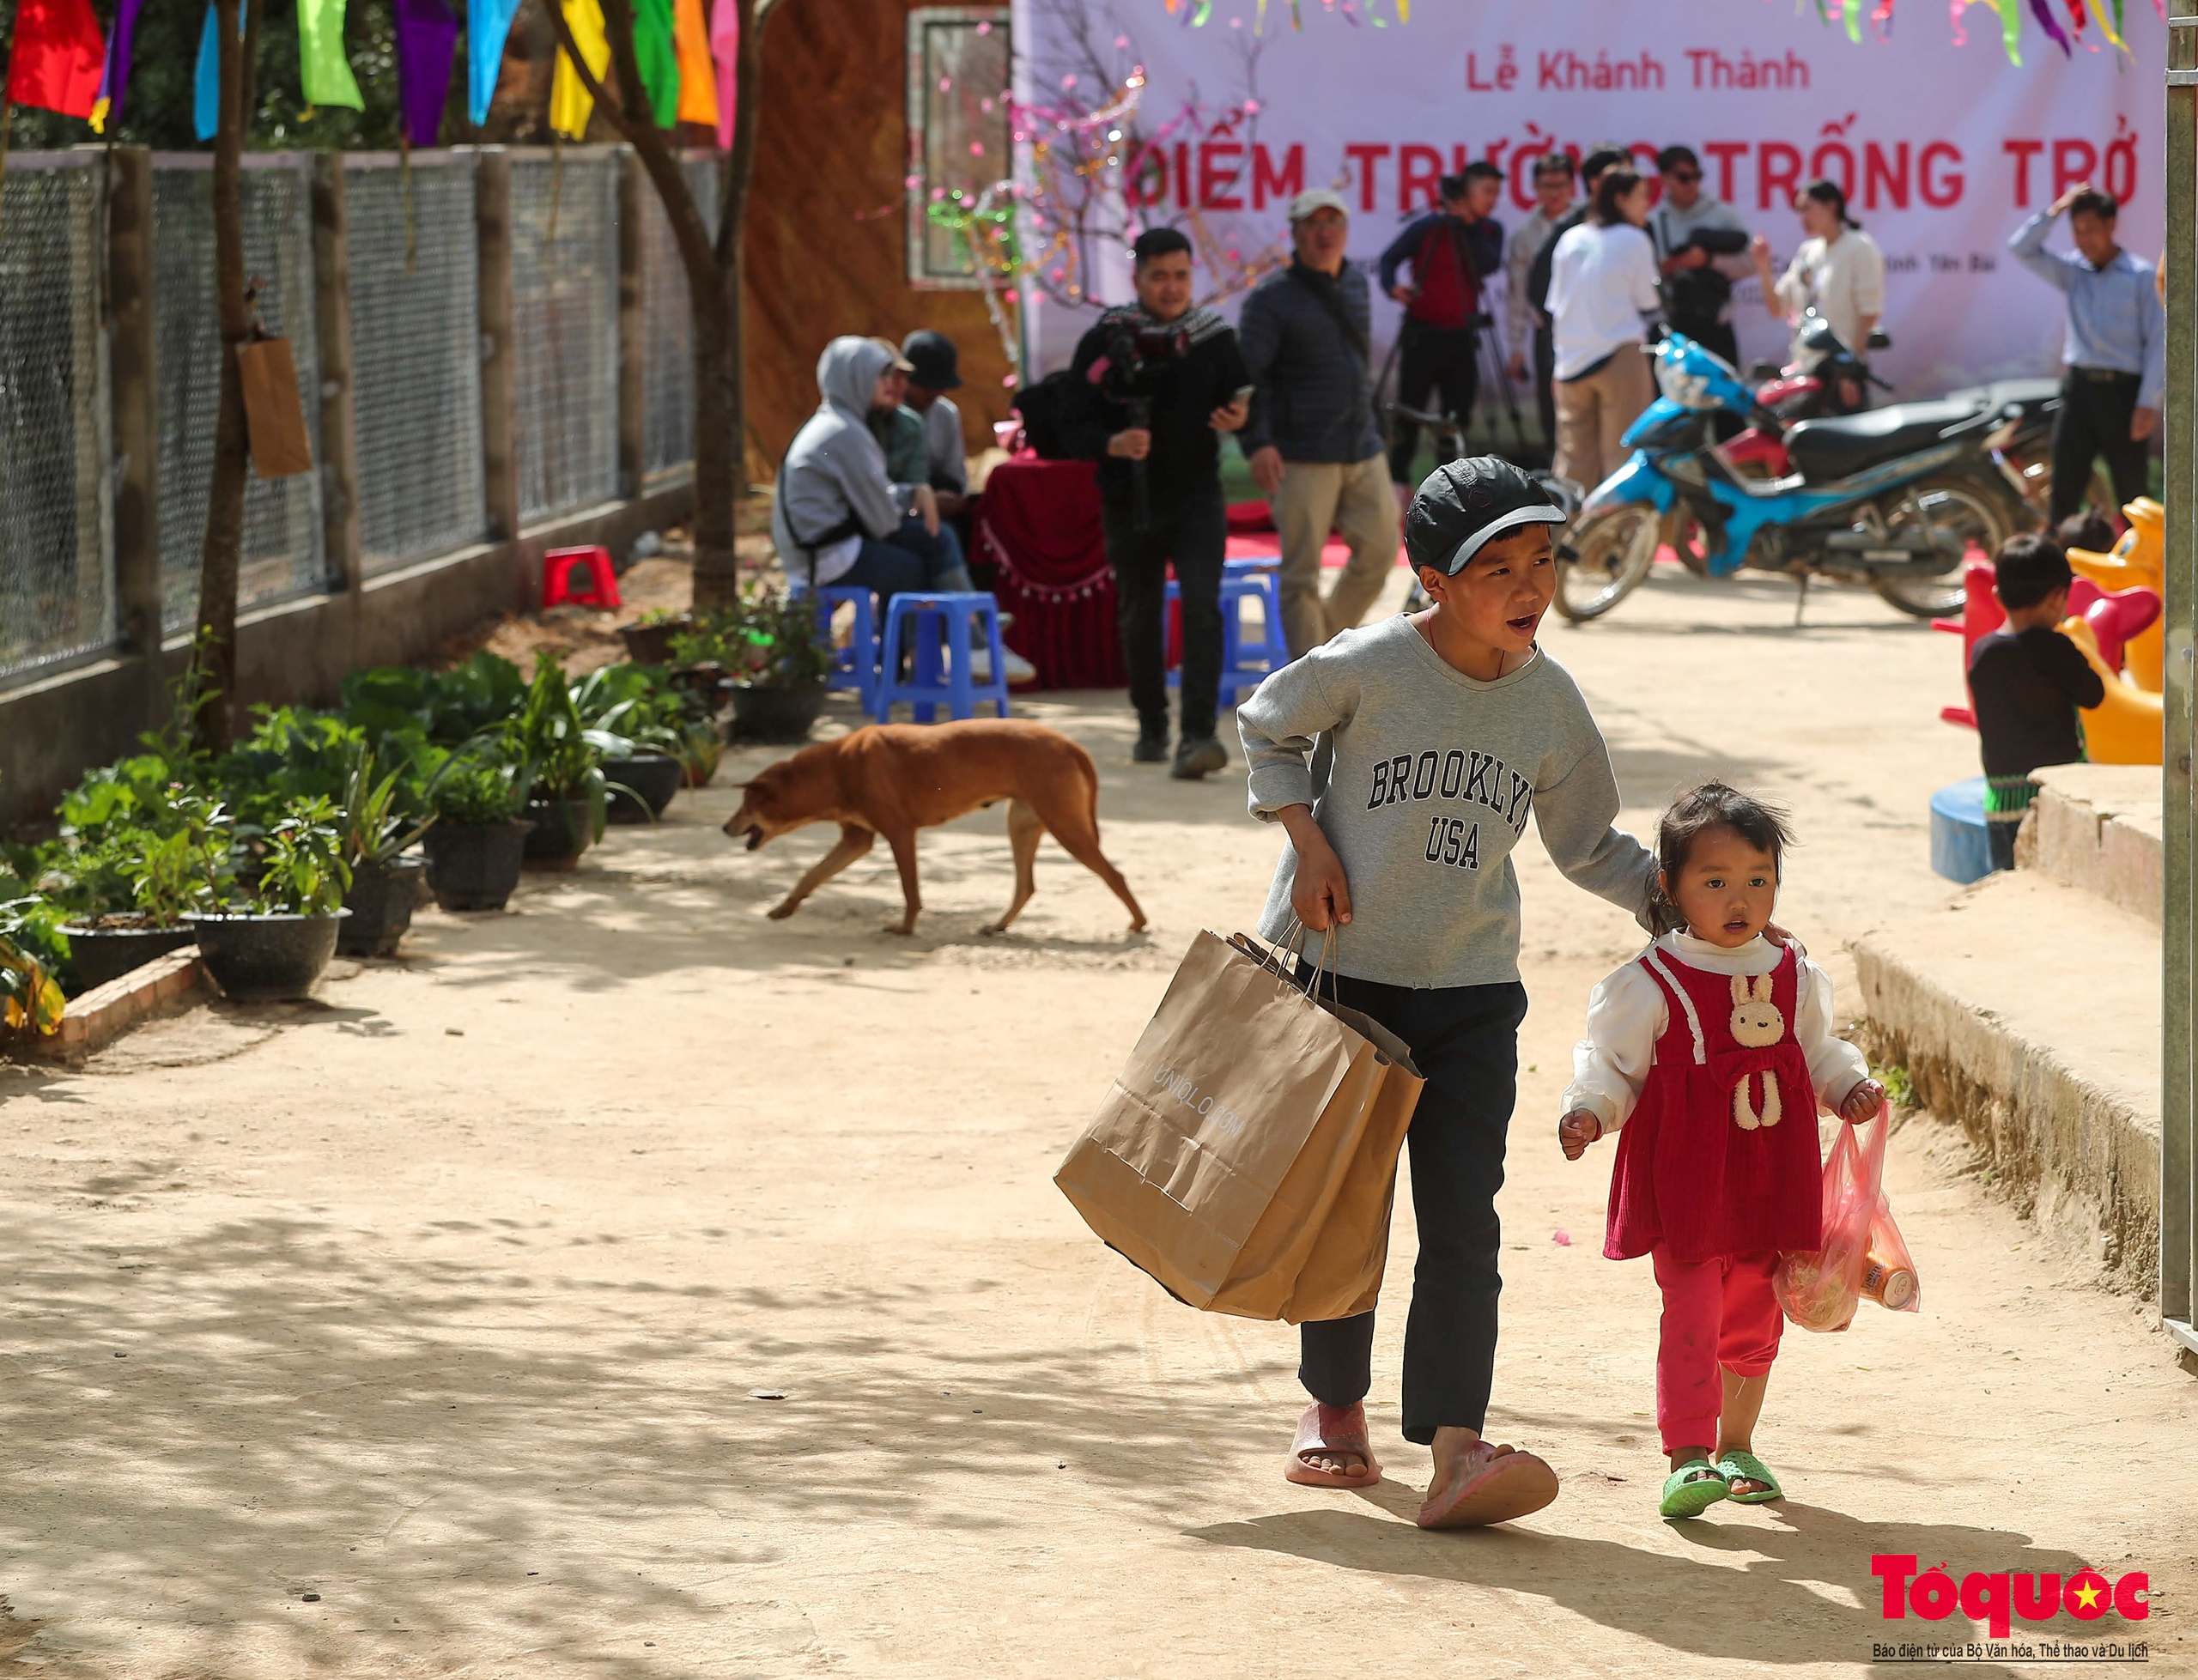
xmin=1557 ymin=782 xmax=1884 ymax=1519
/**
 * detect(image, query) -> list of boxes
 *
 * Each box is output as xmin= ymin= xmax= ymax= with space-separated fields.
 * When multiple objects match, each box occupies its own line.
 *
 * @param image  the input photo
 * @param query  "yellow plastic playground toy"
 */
xmin=2060 ymin=616 xmax=2163 ymax=766
xmin=2067 ymin=497 xmax=2165 ymax=692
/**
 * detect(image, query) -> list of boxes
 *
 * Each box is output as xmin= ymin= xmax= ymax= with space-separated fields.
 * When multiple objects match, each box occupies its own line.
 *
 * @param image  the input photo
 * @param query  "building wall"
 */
xmin=744 ymin=0 xmax=1016 ymax=472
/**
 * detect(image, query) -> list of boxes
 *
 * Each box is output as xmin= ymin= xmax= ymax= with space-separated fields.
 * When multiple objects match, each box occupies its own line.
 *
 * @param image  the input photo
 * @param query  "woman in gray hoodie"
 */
xmin=771 ymin=337 xmax=974 ymax=604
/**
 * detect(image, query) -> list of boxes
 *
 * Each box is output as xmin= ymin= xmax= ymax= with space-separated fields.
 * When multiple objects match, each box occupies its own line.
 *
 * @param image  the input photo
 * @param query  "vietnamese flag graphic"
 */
xmin=6 ymin=0 xmax=109 ymax=118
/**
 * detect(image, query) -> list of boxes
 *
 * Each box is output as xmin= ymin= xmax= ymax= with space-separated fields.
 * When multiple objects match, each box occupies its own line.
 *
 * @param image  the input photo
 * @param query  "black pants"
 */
xmin=1296 ymin=972 xmax=1529 ymax=1444
xmin=1387 ymin=321 xmax=1481 ymax=484
xmin=1103 ymin=489 xmax=1226 ymax=741
xmin=2051 ymin=368 xmax=2148 ymax=524
xmin=1532 ymin=324 xmax=1557 ymax=456
xmin=1671 ymin=316 xmax=1740 ymax=371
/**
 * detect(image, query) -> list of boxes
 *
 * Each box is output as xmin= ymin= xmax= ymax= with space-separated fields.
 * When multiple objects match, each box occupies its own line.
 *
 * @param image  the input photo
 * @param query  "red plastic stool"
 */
xmin=542 ymin=545 xmax=621 ymax=610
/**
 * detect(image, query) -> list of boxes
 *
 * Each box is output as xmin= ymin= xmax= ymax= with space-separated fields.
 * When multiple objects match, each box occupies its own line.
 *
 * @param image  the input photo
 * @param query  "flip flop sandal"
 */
xmin=1284 ymin=1401 xmax=1382 ymax=1489
xmin=1416 ymin=1447 xmax=1561 ymax=1529
xmin=1659 ymin=1459 xmax=1732 ymax=1520
xmin=1716 ymin=1448 xmax=1785 ymax=1504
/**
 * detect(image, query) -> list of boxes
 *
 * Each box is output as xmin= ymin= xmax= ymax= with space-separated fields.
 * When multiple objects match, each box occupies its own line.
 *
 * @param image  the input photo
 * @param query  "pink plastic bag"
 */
xmin=1775 ymin=1115 xmax=1921 ymax=1332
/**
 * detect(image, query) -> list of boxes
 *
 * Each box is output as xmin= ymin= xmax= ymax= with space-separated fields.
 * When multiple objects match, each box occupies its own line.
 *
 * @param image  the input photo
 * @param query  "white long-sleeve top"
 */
xmin=1563 ymin=931 xmax=1870 ymax=1131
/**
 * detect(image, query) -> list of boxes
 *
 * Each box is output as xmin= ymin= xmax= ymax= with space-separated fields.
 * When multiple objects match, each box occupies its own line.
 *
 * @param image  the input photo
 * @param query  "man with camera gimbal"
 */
xmin=1059 ymin=228 xmax=1252 ymax=781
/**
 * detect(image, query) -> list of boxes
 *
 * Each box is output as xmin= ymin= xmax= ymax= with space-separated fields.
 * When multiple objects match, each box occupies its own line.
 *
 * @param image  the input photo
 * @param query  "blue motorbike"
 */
xmin=1554 ymin=334 xmax=2037 ymax=622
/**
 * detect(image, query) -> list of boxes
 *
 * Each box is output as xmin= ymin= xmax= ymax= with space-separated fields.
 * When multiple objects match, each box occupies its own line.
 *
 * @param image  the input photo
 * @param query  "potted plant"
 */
xmin=420 ymin=761 xmax=531 ymax=912
xmin=495 ymin=655 xmax=615 ymax=869
xmin=674 ymin=719 xmax=725 ymax=788
xmin=337 ymin=743 xmax=436 ymax=956
xmin=570 ymin=664 xmax=685 ymax=822
xmin=0 ymin=895 xmax=67 ymax=1043
xmin=616 ymin=607 xmax=691 ymax=666
xmin=185 ymin=797 xmax=352 ymax=1003
xmin=675 ymin=588 xmax=834 ymax=744
xmin=43 ymin=765 xmax=222 ymax=992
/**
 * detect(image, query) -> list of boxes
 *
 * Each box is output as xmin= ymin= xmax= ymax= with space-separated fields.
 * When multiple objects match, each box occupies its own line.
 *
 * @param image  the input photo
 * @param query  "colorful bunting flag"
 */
xmin=5 ymin=0 xmax=107 ymax=119
xmin=393 ymin=0 xmax=457 ymax=146
xmin=89 ymin=0 xmax=144 ymax=131
xmin=192 ymin=0 xmax=239 ymax=142
xmin=550 ymin=0 xmax=610 ymax=138
xmin=2026 ymin=0 xmax=2072 ymax=52
xmin=673 ymin=0 xmax=718 ymax=127
xmin=634 ymin=0 xmax=679 ymax=126
xmin=467 ymin=0 xmax=521 ymax=123
xmin=710 ymin=0 xmax=738 ymax=150
xmin=299 ymin=0 xmax=363 ymax=109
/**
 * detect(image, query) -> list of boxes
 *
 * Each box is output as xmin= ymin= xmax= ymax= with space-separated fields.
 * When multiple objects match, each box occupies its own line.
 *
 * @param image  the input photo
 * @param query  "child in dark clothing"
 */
xmin=1968 ymin=533 xmax=2106 ymax=869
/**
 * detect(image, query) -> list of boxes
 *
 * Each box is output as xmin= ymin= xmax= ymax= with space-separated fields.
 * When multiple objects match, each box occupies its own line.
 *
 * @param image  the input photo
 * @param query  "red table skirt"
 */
xmin=975 ymin=457 xmax=1124 ymax=690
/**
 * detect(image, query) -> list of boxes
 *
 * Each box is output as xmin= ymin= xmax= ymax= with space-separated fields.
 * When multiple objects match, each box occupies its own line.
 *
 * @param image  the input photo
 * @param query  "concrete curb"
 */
xmin=33 ymin=949 xmax=209 ymax=1067
xmin=2027 ymin=764 xmax=2162 ymax=926
xmin=1855 ymin=919 xmax=2160 ymax=1296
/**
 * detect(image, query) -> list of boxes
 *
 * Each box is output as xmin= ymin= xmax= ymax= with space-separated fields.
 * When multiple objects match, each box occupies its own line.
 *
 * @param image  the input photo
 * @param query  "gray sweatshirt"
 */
xmin=770 ymin=337 xmax=917 ymax=585
xmin=1238 ymin=616 xmax=1656 ymax=988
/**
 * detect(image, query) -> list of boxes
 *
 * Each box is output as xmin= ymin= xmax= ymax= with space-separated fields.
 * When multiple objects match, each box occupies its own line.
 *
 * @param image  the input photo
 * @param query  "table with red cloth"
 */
xmin=975 ymin=456 xmax=1400 ymax=691
xmin=975 ymin=457 xmax=1123 ymax=690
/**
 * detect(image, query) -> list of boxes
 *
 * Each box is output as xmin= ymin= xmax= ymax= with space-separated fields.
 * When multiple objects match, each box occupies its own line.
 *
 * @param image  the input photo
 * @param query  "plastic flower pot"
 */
xmin=422 ymin=821 xmax=532 ymax=912
xmin=184 ymin=912 xmax=347 ymax=1003
xmin=521 ymin=798 xmax=595 ymax=870
xmin=339 ymin=857 xmax=424 ymax=957
xmin=729 ymin=682 xmax=828 ymax=744
xmin=605 ymin=755 xmax=683 ymax=823
xmin=58 ymin=921 xmax=197 ymax=995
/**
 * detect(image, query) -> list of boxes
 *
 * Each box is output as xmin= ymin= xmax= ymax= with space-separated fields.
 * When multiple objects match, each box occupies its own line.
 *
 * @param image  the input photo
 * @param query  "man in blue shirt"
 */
xmin=2009 ymin=185 xmax=2165 ymax=523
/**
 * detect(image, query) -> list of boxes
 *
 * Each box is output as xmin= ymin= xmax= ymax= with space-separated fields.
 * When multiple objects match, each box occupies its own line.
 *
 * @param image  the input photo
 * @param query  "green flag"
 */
xmin=634 ymin=0 xmax=679 ymax=126
xmin=299 ymin=0 xmax=363 ymax=108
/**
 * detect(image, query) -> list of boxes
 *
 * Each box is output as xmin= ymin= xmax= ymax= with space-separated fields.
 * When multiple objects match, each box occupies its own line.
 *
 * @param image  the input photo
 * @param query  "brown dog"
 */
xmin=725 ymin=719 xmax=1146 ymax=937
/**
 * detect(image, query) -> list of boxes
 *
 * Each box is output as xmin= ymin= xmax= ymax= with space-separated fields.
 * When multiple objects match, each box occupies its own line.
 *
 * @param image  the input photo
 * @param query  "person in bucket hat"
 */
xmin=1236 ymin=454 xmax=1660 ymax=1530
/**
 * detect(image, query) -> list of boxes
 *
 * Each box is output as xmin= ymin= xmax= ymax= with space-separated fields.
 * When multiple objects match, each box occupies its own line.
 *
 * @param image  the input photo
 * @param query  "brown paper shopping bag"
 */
xmin=1055 ymin=929 xmax=1424 ymax=1324
xmin=236 ymin=338 xmax=314 ymax=479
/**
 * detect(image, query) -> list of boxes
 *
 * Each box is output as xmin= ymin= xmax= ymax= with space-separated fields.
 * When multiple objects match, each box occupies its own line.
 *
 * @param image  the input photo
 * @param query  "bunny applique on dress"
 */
xmin=1597 ymin=939 xmax=1825 ymax=1264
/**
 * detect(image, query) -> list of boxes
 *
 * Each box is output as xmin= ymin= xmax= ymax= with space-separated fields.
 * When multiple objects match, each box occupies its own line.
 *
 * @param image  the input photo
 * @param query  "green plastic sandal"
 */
xmin=1658 ymin=1459 xmax=1730 ymax=1520
xmin=1716 ymin=1448 xmax=1784 ymax=1504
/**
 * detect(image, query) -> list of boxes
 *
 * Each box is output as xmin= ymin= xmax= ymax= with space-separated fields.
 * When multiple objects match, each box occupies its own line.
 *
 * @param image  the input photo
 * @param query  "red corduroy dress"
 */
xmin=1602 ymin=945 xmax=1823 ymax=1264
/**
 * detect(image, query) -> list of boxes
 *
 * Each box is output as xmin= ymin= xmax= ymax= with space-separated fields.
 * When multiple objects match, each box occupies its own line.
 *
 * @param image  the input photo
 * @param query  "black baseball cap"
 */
xmin=902 ymin=329 xmax=962 ymax=391
xmin=1405 ymin=457 xmax=1568 ymax=576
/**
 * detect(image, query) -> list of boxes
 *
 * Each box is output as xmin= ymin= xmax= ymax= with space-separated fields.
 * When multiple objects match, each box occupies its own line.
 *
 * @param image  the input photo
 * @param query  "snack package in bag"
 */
xmin=1775 ymin=1113 xmax=1919 ymax=1331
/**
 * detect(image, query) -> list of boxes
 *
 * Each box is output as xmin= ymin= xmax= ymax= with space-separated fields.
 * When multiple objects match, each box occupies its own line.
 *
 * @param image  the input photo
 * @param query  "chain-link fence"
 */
xmin=510 ymin=151 xmax=620 ymax=524
xmin=152 ymin=157 xmax=327 ymax=634
xmin=0 ymin=155 xmax=113 ymax=682
xmin=641 ymin=155 xmax=720 ymax=482
xmin=346 ymin=155 xmax=489 ymax=576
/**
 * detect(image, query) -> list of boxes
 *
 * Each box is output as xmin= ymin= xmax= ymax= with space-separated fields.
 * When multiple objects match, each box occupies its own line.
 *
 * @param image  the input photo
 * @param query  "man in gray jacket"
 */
xmin=1239 ymin=188 xmax=1398 ymax=660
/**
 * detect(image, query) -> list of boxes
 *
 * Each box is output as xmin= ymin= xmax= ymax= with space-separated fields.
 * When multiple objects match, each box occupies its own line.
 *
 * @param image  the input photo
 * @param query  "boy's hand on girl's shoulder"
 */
xmin=1837 ymin=1079 xmax=1886 ymax=1126
xmin=1558 ymin=1109 xmax=1603 ymax=1161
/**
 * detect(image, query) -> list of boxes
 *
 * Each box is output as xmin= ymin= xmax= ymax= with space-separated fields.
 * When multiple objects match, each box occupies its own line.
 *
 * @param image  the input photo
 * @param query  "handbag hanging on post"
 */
xmin=1055 ymin=923 xmax=1424 ymax=1325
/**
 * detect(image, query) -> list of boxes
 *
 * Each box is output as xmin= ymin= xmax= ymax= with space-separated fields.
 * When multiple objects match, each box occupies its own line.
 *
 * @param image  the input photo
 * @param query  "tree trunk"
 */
xmin=191 ymin=0 xmax=260 ymax=755
xmin=689 ymin=264 xmax=738 ymax=609
xmin=701 ymin=0 xmax=768 ymax=612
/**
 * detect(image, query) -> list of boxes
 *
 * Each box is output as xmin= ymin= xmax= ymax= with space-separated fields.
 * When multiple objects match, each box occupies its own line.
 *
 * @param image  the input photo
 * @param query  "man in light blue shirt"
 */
xmin=2009 ymin=184 xmax=2165 ymax=522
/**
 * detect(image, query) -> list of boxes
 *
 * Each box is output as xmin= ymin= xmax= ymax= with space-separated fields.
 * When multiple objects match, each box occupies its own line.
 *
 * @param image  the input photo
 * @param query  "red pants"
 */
xmin=1652 ymin=1247 xmax=1784 ymax=1454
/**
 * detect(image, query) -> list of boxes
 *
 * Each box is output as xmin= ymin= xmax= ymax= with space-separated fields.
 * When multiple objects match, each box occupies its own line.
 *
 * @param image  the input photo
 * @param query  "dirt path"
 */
xmin=2 ymin=569 xmax=2190 ymax=1677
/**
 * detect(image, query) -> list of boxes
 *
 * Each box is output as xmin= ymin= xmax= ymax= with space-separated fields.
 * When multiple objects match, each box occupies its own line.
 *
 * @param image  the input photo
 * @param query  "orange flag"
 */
xmin=673 ymin=0 xmax=718 ymax=127
xmin=5 ymin=0 xmax=107 ymax=118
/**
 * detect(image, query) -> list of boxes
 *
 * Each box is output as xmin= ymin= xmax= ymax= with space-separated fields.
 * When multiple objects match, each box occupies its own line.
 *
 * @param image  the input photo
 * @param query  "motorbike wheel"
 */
xmin=1871 ymin=476 xmax=2017 ymax=620
xmin=1555 ymin=504 xmax=1660 ymax=622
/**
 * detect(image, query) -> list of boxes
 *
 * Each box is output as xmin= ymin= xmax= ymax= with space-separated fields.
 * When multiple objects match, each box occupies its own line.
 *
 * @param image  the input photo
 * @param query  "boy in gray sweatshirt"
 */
xmin=1237 ymin=455 xmax=1656 ymax=1530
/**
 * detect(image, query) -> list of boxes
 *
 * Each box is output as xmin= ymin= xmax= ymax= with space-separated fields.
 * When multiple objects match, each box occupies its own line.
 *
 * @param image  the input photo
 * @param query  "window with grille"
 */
xmin=905 ymin=7 xmax=1011 ymax=289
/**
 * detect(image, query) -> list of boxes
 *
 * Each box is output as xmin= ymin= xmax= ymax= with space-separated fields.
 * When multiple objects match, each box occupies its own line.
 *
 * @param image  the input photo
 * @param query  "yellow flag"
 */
xmin=550 ymin=0 xmax=610 ymax=139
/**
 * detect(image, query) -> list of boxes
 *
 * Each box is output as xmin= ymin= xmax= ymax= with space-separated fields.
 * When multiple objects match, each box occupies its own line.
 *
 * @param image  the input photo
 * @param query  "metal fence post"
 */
xmin=617 ymin=149 xmax=646 ymax=502
xmin=106 ymin=145 xmax=162 ymax=668
xmin=476 ymin=148 xmax=520 ymax=547
xmin=2165 ymin=15 xmax=2197 ymax=1356
xmin=310 ymin=153 xmax=364 ymax=603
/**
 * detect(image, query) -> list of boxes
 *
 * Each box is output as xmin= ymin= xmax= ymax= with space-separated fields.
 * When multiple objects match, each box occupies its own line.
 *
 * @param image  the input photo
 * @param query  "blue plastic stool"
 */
xmin=806 ymin=585 xmax=879 ymax=711
xmin=873 ymin=591 xmax=1011 ymax=723
xmin=1164 ymin=563 xmax=1290 ymax=707
xmin=1929 ymin=776 xmax=1997 ymax=883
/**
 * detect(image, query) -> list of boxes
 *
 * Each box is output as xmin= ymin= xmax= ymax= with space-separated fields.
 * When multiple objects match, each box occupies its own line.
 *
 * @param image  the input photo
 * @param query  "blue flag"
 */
xmin=191 ymin=0 xmax=246 ymax=141
xmin=467 ymin=0 xmax=523 ymax=123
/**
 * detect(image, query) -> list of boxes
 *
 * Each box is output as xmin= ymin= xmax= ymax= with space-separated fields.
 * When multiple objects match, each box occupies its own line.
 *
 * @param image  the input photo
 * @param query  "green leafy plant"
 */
xmin=569 ymin=664 xmax=689 ymax=757
xmin=671 ymin=719 xmax=725 ymax=788
xmin=428 ymin=761 xmax=525 ymax=827
xmin=669 ymin=585 xmax=834 ymax=690
xmin=241 ymin=798 xmax=351 ymax=917
xmin=0 ymin=927 xmax=66 ymax=1038
xmin=125 ymin=796 xmax=234 ymax=925
xmin=492 ymin=655 xmax=614 ymax=837
xmin=0 ymin=885 xmax=71 ymax=978
xmin=340 ymin=742 xmax=438 ymax=867
xmin=339 ymin=652 xmax=528 ymax=749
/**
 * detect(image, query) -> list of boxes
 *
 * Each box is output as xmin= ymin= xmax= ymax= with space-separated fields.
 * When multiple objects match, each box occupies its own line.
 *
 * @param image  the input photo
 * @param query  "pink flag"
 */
xmin=710 ymin=0 xmax=738 ymax=149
